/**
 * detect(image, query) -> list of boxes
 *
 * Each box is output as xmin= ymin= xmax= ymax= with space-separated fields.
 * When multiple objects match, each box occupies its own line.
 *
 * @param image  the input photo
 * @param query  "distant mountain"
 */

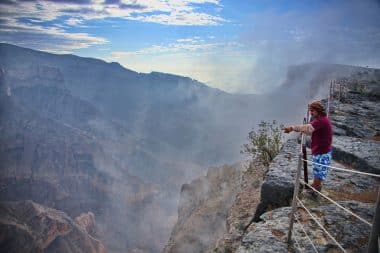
xmin=0 ymin=43 xmax=262 ymax=253
xmin=0 ymin=43 xmax=260 ymax=178
xmin=0 ymin=67 xmax=159 ymax=252
xmin=1 ymin=43 xmax=377 ymax=253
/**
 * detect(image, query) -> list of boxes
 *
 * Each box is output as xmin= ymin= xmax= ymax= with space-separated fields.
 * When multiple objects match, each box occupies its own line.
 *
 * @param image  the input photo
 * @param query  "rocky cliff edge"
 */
xmin=165 ymin=68 xmax=380 ymax=253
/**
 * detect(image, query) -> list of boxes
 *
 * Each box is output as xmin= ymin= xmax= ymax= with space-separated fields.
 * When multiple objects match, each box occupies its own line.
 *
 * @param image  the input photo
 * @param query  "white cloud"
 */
xmin=0 ymin=0 xmax=225 ymax=26
xmin=130 ymin=11 xmax=225 ymax=25
xmin=236 ymin=0 xmax=380 ymax=93
xmin=0 ymin=13 xmax=108 ymax=53
xmin=0 ymin=0 xmax=225 ymax=53
xmin=65 ymin=17 xmax=84 ymax=26
xmin=108 ymin=37 xmax=220 ymax=59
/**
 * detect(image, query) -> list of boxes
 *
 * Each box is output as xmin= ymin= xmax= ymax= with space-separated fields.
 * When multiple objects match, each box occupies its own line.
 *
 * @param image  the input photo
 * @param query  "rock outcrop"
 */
xmin=0 ymin=200 xmax=106 ymax=253
xmin=236 ymin=201 xmax=374 ymax=253
xmin=75 ymin=212 xmax=97 ymax=236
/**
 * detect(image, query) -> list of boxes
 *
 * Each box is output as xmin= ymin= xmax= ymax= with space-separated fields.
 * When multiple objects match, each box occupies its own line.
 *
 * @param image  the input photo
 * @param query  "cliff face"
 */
xmin=162 ymin=163 xmax=244 ymax=253
xmin=0 ymin=43 xmax=267 ymax=253
xmin=0 ymin=200 xmax=106 ymax=253
xmin=165 ymin=67 xmax=380 ymax=253
xmin=0 ymin=66 xmax=166 ymax=252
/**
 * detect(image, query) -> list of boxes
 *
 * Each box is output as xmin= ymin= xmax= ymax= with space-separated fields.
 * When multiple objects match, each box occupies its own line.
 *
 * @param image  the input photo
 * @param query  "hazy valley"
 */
xmin=1 ymin=43 xmax=378 ymax=253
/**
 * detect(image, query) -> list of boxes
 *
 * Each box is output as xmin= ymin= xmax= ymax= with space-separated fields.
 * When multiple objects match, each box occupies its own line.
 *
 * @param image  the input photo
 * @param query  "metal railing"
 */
xmin=287 ymin=81 xmax=379 ymax=252
xmin=287 ymin=139 xmax=379 ymax=252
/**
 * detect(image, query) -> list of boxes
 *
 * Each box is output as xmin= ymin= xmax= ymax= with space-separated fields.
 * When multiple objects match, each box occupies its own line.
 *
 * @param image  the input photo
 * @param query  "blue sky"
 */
xmin=1 ymin=0 xmax=379 ymax=93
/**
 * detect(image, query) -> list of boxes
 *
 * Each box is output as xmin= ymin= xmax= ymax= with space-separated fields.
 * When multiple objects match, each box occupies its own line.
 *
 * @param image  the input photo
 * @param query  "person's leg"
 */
xmin=311 ymin=178 xmax=322 ymax=191
xmin=312 ymin=151 xmax=332 ymax=191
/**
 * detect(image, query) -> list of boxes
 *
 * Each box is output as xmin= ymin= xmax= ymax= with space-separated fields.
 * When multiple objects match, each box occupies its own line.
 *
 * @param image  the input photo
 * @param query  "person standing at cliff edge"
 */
xmin=282 ymin=101 xmax=333 ymax=193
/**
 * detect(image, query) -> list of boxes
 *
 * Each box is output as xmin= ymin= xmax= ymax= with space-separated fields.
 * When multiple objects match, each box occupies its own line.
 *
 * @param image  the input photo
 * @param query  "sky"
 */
xmin=0 ymin=0 xmax=379 ymax=94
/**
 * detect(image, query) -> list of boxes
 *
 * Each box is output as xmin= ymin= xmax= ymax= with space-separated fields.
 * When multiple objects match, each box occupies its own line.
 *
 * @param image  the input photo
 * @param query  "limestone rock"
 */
xmin=333 ymin=135 xmax=380 ymax=174
xmin=236 ymin=201 xmax=374 ymax=253
xmin=75 ymin=212 xmax=97 ymax=236
xmin=253 ymin=138 xmax=299 ymax=221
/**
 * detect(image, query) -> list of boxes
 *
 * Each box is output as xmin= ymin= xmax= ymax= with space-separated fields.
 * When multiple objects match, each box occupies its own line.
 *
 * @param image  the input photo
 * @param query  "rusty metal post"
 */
xmin=302 ymin=118 xmax=308 ymax=188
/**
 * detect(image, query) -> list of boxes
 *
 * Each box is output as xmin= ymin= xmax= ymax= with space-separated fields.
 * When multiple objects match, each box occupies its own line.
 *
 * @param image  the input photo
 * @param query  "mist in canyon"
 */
xmin=1 ymin=2 xmax=380 ymax=252
xmin=2 ymin=43 xmax=377 ymax=253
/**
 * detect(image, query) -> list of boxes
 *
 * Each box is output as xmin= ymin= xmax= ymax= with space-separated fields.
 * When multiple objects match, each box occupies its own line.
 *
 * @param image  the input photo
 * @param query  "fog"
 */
xmin=1 ymin=1 xmax=380 ymax=252
xmin=234 ymin=0 xmax=380 ymax=94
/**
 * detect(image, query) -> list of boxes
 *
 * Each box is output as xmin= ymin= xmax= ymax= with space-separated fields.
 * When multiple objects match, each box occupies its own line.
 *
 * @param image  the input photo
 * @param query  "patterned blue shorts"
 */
xmin=312 ymin=151 xmax=332 ymax=181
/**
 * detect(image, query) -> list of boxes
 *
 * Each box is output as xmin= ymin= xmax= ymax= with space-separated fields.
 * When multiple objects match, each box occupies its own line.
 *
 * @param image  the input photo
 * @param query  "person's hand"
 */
xmin=282 ymin=126 xmax=293 ymax=133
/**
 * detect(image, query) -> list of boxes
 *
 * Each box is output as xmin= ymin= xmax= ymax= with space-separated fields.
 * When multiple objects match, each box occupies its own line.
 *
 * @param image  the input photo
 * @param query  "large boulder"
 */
xmin=333 ymin=136 xmax=380 ymax=174
xmin=253 ymin=138 xmax=299 ymax=221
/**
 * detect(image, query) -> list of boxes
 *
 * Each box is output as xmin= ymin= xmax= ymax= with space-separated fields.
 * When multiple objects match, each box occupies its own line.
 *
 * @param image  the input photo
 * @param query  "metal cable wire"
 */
xmin=300 ymin=180 xmax=372 ymax=227
xmin=296 ymin=196 xmax=348 ymax=253
xmin=294 ymin=215 xmax=319 ymax=253
xmin=301 ymin=159 xmax=380 ymax=178
xmin=289 ymin=85 xmax=377 ymax=253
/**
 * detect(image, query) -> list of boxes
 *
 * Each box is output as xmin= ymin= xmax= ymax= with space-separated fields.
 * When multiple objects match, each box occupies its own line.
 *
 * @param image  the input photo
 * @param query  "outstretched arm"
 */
xmin=282 ymin=124 xmax=314 ymax=135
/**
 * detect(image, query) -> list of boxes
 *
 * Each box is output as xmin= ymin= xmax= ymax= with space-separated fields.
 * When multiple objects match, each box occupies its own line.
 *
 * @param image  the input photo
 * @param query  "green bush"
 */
xmin=241 ymin=120 xmax=283 ymax=167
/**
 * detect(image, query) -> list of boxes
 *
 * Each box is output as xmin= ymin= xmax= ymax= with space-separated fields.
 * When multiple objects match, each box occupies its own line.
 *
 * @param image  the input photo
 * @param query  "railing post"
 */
xmin=302 ymin=118 xmax=308 ymax=188
xmin=367 ymin=187 xmax=380 ymax=253
xmin=287 ymin=148 xmax=303 ymax=244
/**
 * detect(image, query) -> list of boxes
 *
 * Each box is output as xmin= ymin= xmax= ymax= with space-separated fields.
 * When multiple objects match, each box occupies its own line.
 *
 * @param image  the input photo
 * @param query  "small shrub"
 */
xmin=241 ymin=120 xmax=283 ymax=167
